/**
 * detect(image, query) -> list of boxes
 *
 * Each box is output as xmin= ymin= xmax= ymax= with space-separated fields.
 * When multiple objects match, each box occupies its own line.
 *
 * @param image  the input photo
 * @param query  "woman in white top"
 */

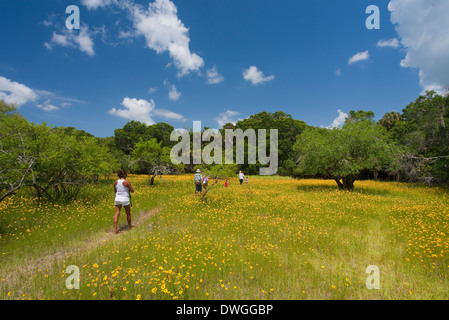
xmin=239 ymin=171 xmax=244 ymax=185
xmin=114 ymin=170 xmax=134 ymax=234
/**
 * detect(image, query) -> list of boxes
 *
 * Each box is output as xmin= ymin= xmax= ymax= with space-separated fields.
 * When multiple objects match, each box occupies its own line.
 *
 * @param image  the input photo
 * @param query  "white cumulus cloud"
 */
xmin=348 ymin=51 xmax=370 ymax=65
xmin=389 ymin=0 xmax=449 ymax=94
xmin=81 ymin=0 xmax=114 ymax=10
xmin=243 ymin=66 xmax=275 ymax=85
xmin=325 ymin=109 xmax=348 ymax=129
xmin=108 ymin=97 xmax=156 ymax=125
xmin=36 ymin=100 xmax=59 ymax=112
xmin=129 ymin=0 xmax=204 ymax=77
xmin=45 ymin=26 xmax=95 ymax=56
xmin=0 ymin=76 xmax=38 ymax=106
xmin=108 ymin=97 xmax=185 ymax=125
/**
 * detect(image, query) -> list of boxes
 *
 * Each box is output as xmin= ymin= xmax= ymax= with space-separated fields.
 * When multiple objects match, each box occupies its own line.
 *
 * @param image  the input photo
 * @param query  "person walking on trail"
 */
xmin=114 ymin=170 xmax=134 ymax=234
xmin=194 ymin=169 xmax=203 ymax=195
xmin=239 ymin=171 xmax=244 ymax=185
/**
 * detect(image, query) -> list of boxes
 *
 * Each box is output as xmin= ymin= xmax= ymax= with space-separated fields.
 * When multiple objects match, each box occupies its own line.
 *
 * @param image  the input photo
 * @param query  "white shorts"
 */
xmin=115 ymin=200 xmax=130 ymax=207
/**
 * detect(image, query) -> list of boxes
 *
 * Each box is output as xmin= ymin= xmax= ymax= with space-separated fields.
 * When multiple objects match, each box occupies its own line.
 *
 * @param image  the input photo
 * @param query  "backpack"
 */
xmin=194 ymin=173 xmax=202 ymax=185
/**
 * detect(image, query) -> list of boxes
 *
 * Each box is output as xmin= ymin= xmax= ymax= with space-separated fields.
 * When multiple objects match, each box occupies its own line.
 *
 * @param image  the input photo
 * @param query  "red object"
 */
xmin=225 ymin=181 xmax=228 ymax=187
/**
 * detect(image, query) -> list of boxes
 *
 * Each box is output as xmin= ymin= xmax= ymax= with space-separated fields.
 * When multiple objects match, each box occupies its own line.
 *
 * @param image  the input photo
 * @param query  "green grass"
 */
xmin=1 ymin=176 xmax=448 ymax=300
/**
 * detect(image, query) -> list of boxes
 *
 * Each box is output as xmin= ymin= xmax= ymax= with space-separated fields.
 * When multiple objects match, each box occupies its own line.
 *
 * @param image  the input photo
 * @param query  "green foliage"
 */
xmin=29 ymin=124 xmax=114 ymax=201
xmin=0 ymin=111 xmax=35 ymax=202
xmin=386 ymin=91 xmax=449 ymax=183
xmin=378 ymin=111 xmax=402 ymax=132
xmin=345 ymin=110 xmax=375 ymax=123
xmin=114 ymin=121 xmax=149 ymax=154
xmin=114 ymin=120 xmax=175 ymax=154
xmin=0 ymin=101 xmax=114 ymax=202
xmin=293 ymin=120 xmax=398 ymax=189
xmin=196 ymin=163 xmax=238 ymax=180
xmin=131 ymin=138 xmax=172 ymax=173
xmin=0 ymin=100 xmax=17 ymax=118
xmin=232 ymin=111 xmax=308 ymax=175
xmin=131 ymin=138 xmax=183 ymax=185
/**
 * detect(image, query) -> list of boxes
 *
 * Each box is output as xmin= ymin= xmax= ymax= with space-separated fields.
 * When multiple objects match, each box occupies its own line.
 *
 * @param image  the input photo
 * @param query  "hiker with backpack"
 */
xmin=194 ymin=169 xmax=203 ymax=195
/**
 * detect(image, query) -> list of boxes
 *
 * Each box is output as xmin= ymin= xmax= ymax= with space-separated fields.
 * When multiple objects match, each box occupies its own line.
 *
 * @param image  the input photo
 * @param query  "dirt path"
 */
xmin=1 ymin=206 xmax=162 ymax=298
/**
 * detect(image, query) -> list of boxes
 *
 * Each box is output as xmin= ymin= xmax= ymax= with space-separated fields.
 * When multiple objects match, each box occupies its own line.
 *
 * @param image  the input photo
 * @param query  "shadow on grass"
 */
xmin=295 ymin=181 xmax=395 ymax=197
xmin=296 ymin=184 xmax=338 ymax=193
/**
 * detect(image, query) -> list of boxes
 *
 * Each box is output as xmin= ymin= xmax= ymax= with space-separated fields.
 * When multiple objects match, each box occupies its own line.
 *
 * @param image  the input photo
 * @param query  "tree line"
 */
xmin=1 ymin=90 xmax=448 ymax=202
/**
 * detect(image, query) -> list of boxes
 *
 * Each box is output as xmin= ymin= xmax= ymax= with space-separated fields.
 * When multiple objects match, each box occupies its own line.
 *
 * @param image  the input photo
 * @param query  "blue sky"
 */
xmin=1 ymin=0 xmax=448 ymax=137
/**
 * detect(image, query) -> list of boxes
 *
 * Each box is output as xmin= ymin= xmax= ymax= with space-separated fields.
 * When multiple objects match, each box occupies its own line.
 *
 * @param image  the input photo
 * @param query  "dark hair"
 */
xmin=117 ymin=170 xmax=127 ymax=179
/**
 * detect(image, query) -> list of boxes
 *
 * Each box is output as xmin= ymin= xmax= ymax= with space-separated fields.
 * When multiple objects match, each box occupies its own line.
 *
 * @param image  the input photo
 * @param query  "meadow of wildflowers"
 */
xmin=1 ymin=175 xmax=448 ymax=300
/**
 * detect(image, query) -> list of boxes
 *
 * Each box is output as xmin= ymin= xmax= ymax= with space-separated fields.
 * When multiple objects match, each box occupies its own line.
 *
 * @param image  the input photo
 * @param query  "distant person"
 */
xmin=194 ymin=169 xmax=203 ymax=195
xmin=113 ymin=170 xmax=134 ymax=234
xmin=246 ymin=176 xmax=248 ymax=184
xmin=225 ymin=179 xmax=228 ymax=188
xmin=239 ymin=171 xmax=244 ymax=185
xmin=203 ymin=175 xmax=209 ymax=192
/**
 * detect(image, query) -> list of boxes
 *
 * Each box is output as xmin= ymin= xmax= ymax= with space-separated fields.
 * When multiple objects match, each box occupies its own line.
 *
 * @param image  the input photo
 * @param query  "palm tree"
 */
xmin=379 ymin=111 xmax=402 ymax=131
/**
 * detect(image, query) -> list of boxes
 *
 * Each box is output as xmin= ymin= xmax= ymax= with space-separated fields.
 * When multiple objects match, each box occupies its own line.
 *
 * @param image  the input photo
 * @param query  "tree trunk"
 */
xmin=342 ymin=176 xmax=355 ymax=190
xmin=33 ymin=184 xmax=43 ymax=200
xmin=335 ymin=176 xmax=355 ymax=190
xmin=334 ymin=179 xmax=344 ymax=190
xmin=149 ymin=174 xmax=156 ymax=186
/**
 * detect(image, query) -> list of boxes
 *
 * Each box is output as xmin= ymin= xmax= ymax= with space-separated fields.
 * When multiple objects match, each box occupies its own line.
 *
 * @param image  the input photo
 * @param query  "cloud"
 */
xmin=0 ymin=76 xmax=84 ymax=113
xmin=243 ymin=66 xmax=275 ymax=85
xmin=76 ymin=28 xmax=96 ymax=56
xmin=206 ymin=66 xmax=224 ymax=84
xmin=36 ymin=100 xmax=59 ymax=112
xmin=129 ymin=0 xmax=204 ymax=76
xmin=325 ymin=109 xmax=348 ymax=129
xmin=153 ymin=108 xmax=185 ymax=121
xmin=34 ymin=90 xmax=86 ymax=105
xmin=118 ymin=30 xmax=134 ymax=39
xmin=148 ymin=86 xmax=158 ymax=94
xmin=79 ymin=0 xmax=205 ymax=76
xmin=168 ymin=85 xmax=181 ymax=101
xmin=389 ymin=0 xmax=449 ymax=94
xmin=335 ymin=68 xmax=342 ymax=76
xmin=216 ymin=110 xmax=244 ymax=128
xmin=45 ymin=26 xmax=95 ymax=56
xmin=377 ymin=38 xmax=400 ymax=48
xmin=0 ymin=76 xmax=38 ymax=106
xmin=108 ymin=97 xmax=185 ymax=125
xmin=348 ymin=51 xmax=370 ymax=65
xmin=108 ymin=97 xmax=156 ymax=125
xmin=81 ymin=0 xmax=114 ymax=10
